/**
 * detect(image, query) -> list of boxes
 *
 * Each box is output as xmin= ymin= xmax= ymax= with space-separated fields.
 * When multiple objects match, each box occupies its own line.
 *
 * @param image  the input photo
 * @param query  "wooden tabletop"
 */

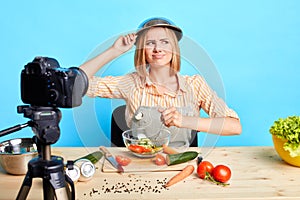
xmin=0 ymin=146 xmax=299 ymax=200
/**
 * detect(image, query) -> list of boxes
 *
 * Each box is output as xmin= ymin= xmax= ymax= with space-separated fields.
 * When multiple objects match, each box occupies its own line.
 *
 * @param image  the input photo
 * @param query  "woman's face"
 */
xmin=144 ymin=27 xmax=173 ymax=68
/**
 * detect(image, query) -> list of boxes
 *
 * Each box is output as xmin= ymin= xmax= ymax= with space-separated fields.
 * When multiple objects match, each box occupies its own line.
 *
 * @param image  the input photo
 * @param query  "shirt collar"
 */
xmin=143 ymin=72 xmax=188 ymax=93
xmin=177 ymin=74 xmax=188 ymax=93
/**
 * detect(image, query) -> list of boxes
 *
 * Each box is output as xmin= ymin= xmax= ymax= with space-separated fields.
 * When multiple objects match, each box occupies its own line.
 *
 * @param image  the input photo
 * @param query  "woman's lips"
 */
xmin=152 ymin=54 xmax=165 ymax=59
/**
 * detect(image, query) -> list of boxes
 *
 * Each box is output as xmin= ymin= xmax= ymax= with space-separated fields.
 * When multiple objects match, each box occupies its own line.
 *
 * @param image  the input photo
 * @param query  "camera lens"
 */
xmin=70 ymin=67 xmax=89 ymax=97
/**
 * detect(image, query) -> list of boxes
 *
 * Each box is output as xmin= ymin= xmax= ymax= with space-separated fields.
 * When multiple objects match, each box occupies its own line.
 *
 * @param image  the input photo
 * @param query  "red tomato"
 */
xmin=212 ymin=165 xmax=231 ymax=183
xmin=128 ymin=144 xmax=152 ymax=154
xmin=153 ymin=154 xmax=166 ymax=166
xmin=197 ymin=161 xmax=214 ymax=179
xmin=128 ymin=144 xmax=144 ymax=153
xmin=115 ymin=155 xmax=131 ymax=166
xmin=141 ymin=146 xmax=153 ymax=153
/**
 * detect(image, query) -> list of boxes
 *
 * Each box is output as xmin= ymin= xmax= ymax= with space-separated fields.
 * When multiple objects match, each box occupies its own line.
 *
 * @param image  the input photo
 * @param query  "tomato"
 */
xmin=197 ymin=161 xmax=214 ymax=179
xmin=212 ymin=165 xmax=231 ymax=183
xmin=128 ymin=144 xmax=153 ymax=154
xmin=115 ymin=155 xmax=131 ymax=166
xmin=128 ymin=144 xmax=144 ymax=153
xmin=141 ymin=146 xmax=153 ymax=153
xmin=153 ymin=154 xmax=166 ymax=166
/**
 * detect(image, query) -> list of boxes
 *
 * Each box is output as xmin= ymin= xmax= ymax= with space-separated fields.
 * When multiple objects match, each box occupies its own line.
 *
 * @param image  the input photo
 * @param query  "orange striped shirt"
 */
xmin=87 ymin=72 xmax=239 ymax=126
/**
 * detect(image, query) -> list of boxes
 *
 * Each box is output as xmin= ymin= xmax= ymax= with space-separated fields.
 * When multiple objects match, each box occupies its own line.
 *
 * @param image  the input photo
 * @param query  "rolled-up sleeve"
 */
xmin=87 ymin=74 xmax=136 ymax=99
xmin=191 ymin=75 xmax=239 ymax=119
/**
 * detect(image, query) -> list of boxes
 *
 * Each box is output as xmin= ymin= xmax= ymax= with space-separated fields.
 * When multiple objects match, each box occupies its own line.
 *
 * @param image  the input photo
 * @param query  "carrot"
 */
xmin=164 ymin=165 xmax=195 ymax=187
xmin=163 ymin=144 xmax=179 ymax=154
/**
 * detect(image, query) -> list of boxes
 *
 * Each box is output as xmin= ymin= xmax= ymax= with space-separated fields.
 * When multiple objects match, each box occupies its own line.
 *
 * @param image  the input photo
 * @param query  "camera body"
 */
xmin=21 ymin=56 xmax=88 ymax=108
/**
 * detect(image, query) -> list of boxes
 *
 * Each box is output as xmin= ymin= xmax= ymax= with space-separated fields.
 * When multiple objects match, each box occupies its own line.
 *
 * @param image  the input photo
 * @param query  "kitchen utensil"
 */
xmin=100 ymin=146 xmax=124 ymax=173
xmin=122 ymin=129 xmax=170 ymax=158
xmin=0 ymin=138 xmax=38 ymax=175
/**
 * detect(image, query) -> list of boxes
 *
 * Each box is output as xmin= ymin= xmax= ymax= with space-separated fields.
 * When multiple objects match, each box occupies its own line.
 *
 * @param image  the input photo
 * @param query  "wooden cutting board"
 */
xmin=102 ymin=148 xmax=193 ymax=173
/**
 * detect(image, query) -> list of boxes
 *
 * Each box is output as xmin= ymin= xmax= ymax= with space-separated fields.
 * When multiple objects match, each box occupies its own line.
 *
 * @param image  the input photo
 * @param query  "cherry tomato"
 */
xmin=212 ymin=165 xmax=231 ymax=183
xmin=197 ymin=161 xmax=214 ymax=179
xmin=153 ymin=153 xmax=166 ymax=166
xmin=115 ymin=155 xmax=131 ymax=166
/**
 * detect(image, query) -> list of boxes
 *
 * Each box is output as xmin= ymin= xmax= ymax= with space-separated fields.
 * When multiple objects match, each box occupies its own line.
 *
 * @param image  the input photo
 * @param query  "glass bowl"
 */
xmin=0 ymin=138 xmax=38 ymax=175
xmin=122 ymin=128 xmax=170 ymax=158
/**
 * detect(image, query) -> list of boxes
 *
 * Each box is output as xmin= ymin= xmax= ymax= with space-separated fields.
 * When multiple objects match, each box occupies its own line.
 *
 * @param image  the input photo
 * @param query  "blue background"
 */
xmin=0 ymin=0 xmax=299 ymax=147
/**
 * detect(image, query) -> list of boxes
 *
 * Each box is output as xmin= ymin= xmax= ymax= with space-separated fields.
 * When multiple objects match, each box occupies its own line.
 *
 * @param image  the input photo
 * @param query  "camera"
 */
xmin=0 ymin=56 xmax=88 ymax=198
xmin=21 ymin=56 xmax=88 ymax=108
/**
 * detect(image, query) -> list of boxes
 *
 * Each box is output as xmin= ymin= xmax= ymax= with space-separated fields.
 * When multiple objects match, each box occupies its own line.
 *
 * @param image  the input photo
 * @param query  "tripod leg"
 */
xmin=43 ymin=180 xmax=56 ymax=200
xmin=65 ymin=174 xmax=75 ymax=200
xmin=16 ymin=172 xmax=33 ymax=200
xmin=44 ymin=179 xmax=70 ymax=200
xmin=47 ymin=169 xmax=73 ymax=200
xmin=54 ymin=188 xmax=70 ymax=200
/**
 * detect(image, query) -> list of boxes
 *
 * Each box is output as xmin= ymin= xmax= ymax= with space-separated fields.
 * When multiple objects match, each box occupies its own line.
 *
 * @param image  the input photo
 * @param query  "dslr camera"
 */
xmin=21 ymin=56 xmax=88 ymax=108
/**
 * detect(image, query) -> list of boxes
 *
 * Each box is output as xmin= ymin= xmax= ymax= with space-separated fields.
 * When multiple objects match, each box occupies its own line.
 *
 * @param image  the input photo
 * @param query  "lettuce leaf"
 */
xmin=270 ymin=116 xmax=300 ymax=157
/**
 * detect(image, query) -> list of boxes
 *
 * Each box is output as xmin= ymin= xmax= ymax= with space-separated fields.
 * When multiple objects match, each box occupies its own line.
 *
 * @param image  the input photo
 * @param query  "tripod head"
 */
xmin=17 ymin=105 xmax=62 ymax=145
xmin=0 ymin=105 xmax=61 ymax=145
xmin=0 ymin=105 xmax=62 ymax=161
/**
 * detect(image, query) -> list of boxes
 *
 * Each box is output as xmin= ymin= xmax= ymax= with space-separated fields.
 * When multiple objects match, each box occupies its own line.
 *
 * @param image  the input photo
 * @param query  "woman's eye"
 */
xmin=146 ymin=41 xmax=155 ymax=46
xmin=145 ymin=40 xmax=170 ymax=47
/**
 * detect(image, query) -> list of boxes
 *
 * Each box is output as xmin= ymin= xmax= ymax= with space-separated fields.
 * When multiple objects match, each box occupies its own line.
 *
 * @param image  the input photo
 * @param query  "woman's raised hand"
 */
xmin=159 ymin=107 xmax=183 ymax=128
xmin=112 ymin=33 xmax=137 ymax=53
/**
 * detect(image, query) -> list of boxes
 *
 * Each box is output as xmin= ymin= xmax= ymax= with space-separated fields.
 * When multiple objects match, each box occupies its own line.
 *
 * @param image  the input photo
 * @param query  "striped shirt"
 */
xmin=87 ymin=72 xmax=239 ymax=126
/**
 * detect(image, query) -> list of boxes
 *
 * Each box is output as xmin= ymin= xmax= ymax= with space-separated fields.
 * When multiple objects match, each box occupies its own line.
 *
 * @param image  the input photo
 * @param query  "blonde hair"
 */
xmin=134 ymin=27 xmax=181 ymax=78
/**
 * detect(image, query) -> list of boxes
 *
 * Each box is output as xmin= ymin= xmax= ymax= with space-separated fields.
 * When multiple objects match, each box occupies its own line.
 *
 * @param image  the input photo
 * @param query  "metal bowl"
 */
xmin=0 ymin=138 xmax=38 ymax=175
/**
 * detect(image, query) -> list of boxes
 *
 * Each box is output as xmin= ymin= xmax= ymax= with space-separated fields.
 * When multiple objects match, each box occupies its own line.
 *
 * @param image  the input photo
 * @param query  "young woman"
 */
xmin=80 ymin=17 xmax=242 ymax=147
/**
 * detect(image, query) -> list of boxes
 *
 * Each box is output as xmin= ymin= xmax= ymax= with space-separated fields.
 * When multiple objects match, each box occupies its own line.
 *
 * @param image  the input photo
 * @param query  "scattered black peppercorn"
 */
xmin=82 ymin=176 xmax=170 ymax=198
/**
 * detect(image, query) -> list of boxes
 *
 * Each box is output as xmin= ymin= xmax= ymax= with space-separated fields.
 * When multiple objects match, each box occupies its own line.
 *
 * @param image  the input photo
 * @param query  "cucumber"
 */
xmin=166 ymin=151 xmax=199 ymax=166
xmin=75 ymin=151 xmax=103 ymax=164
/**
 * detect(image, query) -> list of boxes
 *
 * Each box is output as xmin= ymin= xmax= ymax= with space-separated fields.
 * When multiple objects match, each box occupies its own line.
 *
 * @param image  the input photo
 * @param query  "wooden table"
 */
xmin=0 ymin=146 xmax=299 ymax=200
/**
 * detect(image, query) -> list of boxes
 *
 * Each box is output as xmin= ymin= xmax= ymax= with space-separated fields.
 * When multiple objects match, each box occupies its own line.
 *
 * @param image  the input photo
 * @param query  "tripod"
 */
xmin=16 ymin=139 xmax=75 ymax=200
xmin=0 ymin=105 xmax=75 ymax=200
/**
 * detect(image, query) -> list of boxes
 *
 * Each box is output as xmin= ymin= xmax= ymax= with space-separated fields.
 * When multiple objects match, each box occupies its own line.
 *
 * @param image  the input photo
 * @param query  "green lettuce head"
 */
xmin=269 ymin=116 xmax=300 ymax=157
